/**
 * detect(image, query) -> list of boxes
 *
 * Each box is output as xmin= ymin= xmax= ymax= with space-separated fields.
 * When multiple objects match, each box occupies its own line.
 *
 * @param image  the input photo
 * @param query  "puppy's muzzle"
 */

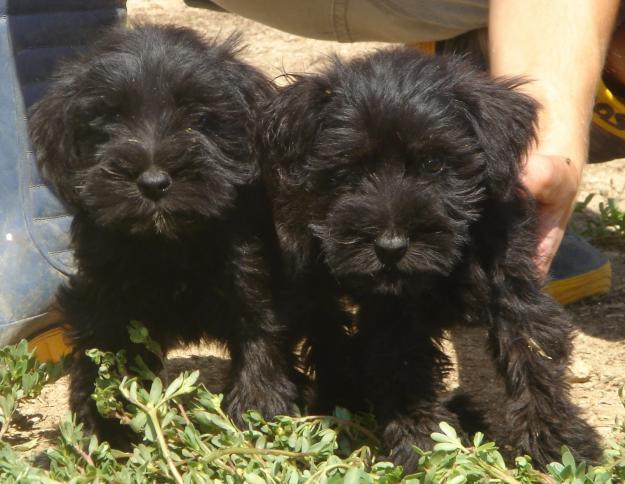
xmin=374 ymin=232 xmax=408 ymax=267
xmin=137 ymin=169 xmax=172 ymax=200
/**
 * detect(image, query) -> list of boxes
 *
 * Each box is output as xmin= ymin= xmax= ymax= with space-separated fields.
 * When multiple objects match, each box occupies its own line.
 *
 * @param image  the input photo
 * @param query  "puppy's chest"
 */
xmin=348 ymin=290 xmax=471 ymax=331
xmin=100 ymin=251 xmax=232 ymax=310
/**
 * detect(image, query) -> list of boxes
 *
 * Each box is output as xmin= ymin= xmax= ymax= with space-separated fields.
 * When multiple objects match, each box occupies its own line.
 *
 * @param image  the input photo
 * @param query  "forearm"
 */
xmin=489 ymin=0 xmax=618 ymax=176
xmin=488 ymin=0 xmax=618 ymax=276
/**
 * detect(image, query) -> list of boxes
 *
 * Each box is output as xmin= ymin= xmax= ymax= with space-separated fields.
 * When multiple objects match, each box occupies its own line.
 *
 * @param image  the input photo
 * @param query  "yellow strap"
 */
xmin=544 ymin=262 xmax=611 ymax=305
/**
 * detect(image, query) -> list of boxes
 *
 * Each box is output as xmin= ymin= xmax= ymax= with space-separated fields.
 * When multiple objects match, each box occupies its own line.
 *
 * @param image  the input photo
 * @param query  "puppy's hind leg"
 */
xmin=487 ymin=284 xmax=601 ymax=467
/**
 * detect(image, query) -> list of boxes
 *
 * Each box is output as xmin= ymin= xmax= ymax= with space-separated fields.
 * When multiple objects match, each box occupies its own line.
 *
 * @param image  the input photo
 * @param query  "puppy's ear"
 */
xmin=459 ymin=76 xmax=538 ymax=200
xmin=261 ymin=75 xmax=333 ymax=273
xmin=28 ymin=71 xmax=84 ymax=208
xmin=262 ymin=75 xmax=332 ymax=175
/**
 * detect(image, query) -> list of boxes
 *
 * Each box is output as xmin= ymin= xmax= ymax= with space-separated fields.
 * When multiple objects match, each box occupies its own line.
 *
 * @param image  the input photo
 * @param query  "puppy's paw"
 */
xmin=70 ymin=364 xmax=137 ymax=449
xmin=73 ymin=404 xmax=136 ymax=450
xmin=508 ymin=410 xmax=602 ymax=468
xmin=224 ymin=378 xmax=298 ymax=425
xmin=385 ymin=441 xmax=420 ymax=475
xmin=382 ymin=412 xmax=466 ymax=474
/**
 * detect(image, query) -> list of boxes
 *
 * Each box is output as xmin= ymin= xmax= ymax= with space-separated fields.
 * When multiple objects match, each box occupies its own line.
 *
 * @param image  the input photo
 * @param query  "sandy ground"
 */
xmin=9 ymin=0 xmax=625 ymax=460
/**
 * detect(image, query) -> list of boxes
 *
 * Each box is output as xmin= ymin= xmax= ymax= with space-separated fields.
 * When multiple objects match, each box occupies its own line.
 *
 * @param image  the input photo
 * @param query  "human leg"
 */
xmin=0 ymin=0 xmax=126 ymax=356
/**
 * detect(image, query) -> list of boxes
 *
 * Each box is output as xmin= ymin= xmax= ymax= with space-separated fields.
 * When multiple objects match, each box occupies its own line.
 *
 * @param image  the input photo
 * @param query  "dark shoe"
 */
xmin=0 ymin=0 xmax=126 ymax=361
xmin=544 ymin=232 xmax=612 ymax=305
xmin=183 ymin=0 xmax=228 ymax=12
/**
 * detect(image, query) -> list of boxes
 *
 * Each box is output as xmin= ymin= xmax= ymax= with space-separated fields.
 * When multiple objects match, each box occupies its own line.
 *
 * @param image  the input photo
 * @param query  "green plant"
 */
xmin=1 ymin=323 xmax=625 ymax=483
xmin=574 ymin=193 xmax=625 ymax=245
xmin=0 ymin=340 xmax=66 ymax=444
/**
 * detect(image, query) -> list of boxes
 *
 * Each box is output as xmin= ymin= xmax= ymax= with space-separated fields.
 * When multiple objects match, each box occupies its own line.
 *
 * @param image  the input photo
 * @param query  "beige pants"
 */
xmin=212 ymin=0 xmax=489 ymax=43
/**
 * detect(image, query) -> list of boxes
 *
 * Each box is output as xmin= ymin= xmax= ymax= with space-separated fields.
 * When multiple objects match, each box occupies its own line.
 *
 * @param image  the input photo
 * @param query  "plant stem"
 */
xmin=177 ymin=403 xmax=191 ymax=426
xmin=0 ymin=418 xmax=11 ymax=441
xmin=73 ymin=443 xmax=95 ymax=467
xmin=292 ymin=415 xmax=381 ymax=445
xmin=204 ymin=447 xmax=315 ymax=464
xmin=304 ymin=459 xmax=361 ymax=484
xmin=475 ymin=461 xmax=523 ymax=484
xmin=146 ymin=406 xmax=184 ymax=484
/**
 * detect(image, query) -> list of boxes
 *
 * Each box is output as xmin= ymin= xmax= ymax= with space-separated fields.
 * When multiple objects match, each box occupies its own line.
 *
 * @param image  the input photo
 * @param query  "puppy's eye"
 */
xmin=423 ymin=158 xmax=444 ymax=174
xmin=91 ymin=131 xmax=110 ymax=146
xmin=75 ymin=129 xmax=109 ymax=159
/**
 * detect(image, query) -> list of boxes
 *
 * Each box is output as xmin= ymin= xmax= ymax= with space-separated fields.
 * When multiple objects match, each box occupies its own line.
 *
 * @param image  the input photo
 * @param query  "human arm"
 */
xmin=488 ymin=0 xmax=619 ymax=278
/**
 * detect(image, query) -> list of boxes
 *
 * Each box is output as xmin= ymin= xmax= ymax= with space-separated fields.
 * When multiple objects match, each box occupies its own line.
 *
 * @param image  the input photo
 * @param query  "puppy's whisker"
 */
xmin=99 ymin=167 xmax=122 ymax=177
xmin=334 ymin=238 xmax=361 ymax=245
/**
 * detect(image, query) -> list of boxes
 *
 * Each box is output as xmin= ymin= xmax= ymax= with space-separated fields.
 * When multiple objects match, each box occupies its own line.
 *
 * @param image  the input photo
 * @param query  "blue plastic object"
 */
xmin=0 ymin=1 xmax=126 ymax=346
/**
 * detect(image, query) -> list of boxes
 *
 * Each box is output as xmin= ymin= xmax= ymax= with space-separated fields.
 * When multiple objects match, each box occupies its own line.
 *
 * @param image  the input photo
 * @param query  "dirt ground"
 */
xmin=11 ymin=0 xmax=625 ymax=459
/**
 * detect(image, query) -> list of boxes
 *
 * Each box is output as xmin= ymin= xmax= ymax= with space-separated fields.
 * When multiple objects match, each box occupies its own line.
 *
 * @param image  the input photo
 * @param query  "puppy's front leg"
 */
xmin=296 ymin=280 xmax=360 ymax=413
xmin=487 ymin=285 xmax=601 ymax=466
xmin=358 ymin=299 xmax=462 ymax=473
xmin=62 ymin=283 xmax=165 ymax=448
xmin=225 ymin=334 xmax=297 ymax=423
xmin=223 ymin=240 xmax=298 ymax=424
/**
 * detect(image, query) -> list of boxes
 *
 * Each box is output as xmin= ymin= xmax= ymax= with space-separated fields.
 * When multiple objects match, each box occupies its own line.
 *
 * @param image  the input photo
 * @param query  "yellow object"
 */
xmin=409 ymin=41 xmax=436 ymax=55
xmin=592 ymin=79 xmax=625 ymax=140
xmin=27 ymin=326 xmax=71 ymax=363
xmin=544 ymin=261 xmax=612 ymax=305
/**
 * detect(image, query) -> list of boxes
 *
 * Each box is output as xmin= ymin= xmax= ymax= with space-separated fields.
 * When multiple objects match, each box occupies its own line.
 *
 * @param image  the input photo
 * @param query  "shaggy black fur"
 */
xmin=29 ymin=24 xmax=298 ymax=446
xmin=260 ymin=49 xmax=600 ymax=470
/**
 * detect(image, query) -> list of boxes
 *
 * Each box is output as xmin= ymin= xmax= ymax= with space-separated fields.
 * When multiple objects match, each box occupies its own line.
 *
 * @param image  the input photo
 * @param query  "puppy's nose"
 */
xmin=375 ymin=233 xmax=409 ymax=266
xmin=137 ymin=169 xmax=172 ymax=200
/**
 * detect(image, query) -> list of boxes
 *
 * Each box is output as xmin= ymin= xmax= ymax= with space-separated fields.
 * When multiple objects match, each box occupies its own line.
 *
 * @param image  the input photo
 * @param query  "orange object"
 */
xmin=410 ymin=41 xmax=437 ymax=55
xmin=27 ymin=326 xmax=71 ymax=363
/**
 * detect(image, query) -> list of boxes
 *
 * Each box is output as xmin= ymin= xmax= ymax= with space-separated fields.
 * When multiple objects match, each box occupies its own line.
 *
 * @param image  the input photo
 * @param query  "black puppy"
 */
xmin=29 ymin=24 xmax=297 ymax=445
xmin=261 ymin=49 xmax=600 ymax=470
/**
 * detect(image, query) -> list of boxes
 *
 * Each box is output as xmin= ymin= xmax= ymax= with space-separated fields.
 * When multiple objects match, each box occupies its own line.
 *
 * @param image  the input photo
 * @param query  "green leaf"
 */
xmin=149 ymin=377 xmax=163 ymax=405
xmin=193 ymin=411 xmax=234 ymax=432
xmin=161 ymin=409 xmax=177 ymax=429
xmin=164 ymin=371 xmax=199 ymax=401
xmin=343 ymin=467 xmax=366 ymax=484
xmin=334 ymin=407 xmax=352 ymax=421
xmin=438 ymin=422 xmax=457 ymax=439
xmin=433 ymin=442 xmax=461 ymax=452
xmin=164 ymin=373 xmax=185 ymax=401
xmin=244 ymin=474 xmax=266 ymax=484
xmin=447 ymin=475 xmax=466 ymax=484
xmin=144 ymin=421 xmax=157 ymax=442
xmin=547 ymin=462 xmax=565 ymax=476
xmin=431 ymin=433 xmax=453 ymax=443
xmin=562 ymin=447 xmax=576 ymax=468
xmin=130 ymin=411 xmax=148 ymax=433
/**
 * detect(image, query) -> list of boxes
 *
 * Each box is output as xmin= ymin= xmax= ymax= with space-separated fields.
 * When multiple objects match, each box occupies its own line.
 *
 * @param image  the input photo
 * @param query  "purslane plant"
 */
xmin=1 ymin=322 xmax=624 ymax=483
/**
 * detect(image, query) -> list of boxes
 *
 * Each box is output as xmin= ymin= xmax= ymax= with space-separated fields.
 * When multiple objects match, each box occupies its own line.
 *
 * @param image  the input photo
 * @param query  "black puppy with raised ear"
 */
xmin=29 ymin=24 xmax=298 ymax=445
xmin=260 ymin=48 xmax=600 ymax=470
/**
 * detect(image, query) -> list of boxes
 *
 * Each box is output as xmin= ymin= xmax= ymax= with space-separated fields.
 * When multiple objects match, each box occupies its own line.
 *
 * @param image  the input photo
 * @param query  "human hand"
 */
xmin=521 ymin=153 xmax=580 ymax=280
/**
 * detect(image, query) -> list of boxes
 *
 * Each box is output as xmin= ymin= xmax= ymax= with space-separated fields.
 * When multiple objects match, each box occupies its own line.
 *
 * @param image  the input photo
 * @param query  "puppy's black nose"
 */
xmin=137 ymin=169 xmax=172 ymax=200
xmin=375 ymin=233 xmax=409 ymax=266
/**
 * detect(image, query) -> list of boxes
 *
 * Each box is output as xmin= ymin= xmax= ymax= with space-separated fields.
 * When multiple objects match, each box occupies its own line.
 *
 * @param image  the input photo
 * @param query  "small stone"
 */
xmin=567 ymin=361 xmax=592 ymax=383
